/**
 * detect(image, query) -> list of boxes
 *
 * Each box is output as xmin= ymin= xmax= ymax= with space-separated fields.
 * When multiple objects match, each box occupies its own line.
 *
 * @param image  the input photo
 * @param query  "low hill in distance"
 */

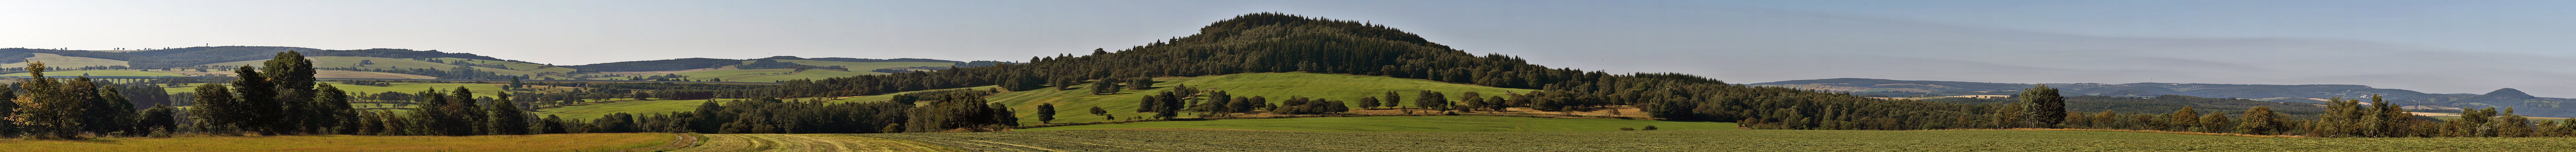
xmin=1754 ymin=78 xmax=2576 ymax=117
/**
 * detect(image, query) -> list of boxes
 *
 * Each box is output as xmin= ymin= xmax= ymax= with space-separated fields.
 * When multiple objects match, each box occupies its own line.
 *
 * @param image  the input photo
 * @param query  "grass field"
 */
xmin=837 ymin=129 xmax=2576 ymax=151
xmin=832 ymin=72 xmax=1535 ymax=125
xmin=0 ymin=70 xmax=184 ymax=76
xmin=206 ymin=56 xmax=558 ymax=77
xmin=0 ymin=53 xmax=130 ymax=68
xmin=1018 ymin=116 xmax=1731 ymax=132
xmin=536 ymin=99 xmax=729 ymax=120
xmin=753 ymin=60 xmax=956 ymax=69
xmin=314 ymin=70 xmax=439 ymax=79
xmin=169 ymin=83 xmax=509 ymax=98
xmin=0 ymin=133 xmax=674 ymax=151
xmin=674 ymin=68 xmax=887 ymax=82
xmin=677 ymin=134 xmax=954 ymax=152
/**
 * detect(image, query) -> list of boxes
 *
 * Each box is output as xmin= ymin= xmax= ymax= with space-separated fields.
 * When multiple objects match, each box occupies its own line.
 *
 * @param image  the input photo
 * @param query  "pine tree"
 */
xmin=1036 ymin=103 xmax=1057 ymax=124
xmin=2014 ymin=85 xmax=2065 ymax=128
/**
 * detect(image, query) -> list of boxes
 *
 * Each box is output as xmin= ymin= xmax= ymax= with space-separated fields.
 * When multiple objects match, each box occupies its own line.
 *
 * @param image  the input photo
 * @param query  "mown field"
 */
xmin=833 ymin=72 xmax=1536 ymax=124
xmin=832 ymin=129 xmax=2576 ymax=151
xmin=676 ymin=134 xmax=953 ymax=152
xmin=537 ymin=98 xmax=727 ymax=120
xmin=0 ymin=70 xmax=184 ymax=76
xmin=0 ymin=133 xmax=675 ymax=151
xmin=1018 ymin=116 xmax=1731 ymax=132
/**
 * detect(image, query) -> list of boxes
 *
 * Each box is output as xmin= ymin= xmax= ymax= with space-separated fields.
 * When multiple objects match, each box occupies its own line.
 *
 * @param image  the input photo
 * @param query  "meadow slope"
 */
xmin=0 ymin=133 xmax=674 ymax=151
xmin=843 ymin=130 xmax=2576 ymax=151
xmin=1017 ymin=116 xmax=1731 ymax=132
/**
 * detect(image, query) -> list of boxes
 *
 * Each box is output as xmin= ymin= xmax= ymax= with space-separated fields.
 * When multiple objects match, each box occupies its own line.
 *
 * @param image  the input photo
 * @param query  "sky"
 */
xmin=7 ymin=0 xmax=2576 ymax=95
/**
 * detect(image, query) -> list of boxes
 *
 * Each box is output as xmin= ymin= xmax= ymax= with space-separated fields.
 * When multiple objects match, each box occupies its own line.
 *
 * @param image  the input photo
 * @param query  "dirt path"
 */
xmin=675 ymin=134 xmax=956 ymax=152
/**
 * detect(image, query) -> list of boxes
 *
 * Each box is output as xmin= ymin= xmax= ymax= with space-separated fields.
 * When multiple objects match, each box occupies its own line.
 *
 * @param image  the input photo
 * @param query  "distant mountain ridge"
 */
xmin=1750 ymin=78 xmax=2562 ymax=109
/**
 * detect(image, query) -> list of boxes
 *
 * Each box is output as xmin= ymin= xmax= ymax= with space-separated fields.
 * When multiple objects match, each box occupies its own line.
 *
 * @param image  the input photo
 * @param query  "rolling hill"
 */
xmin=0 ymin=70 xmax=183 ymax=76
xmin=1753 ymin=78 xmax=2576 ymax=117
xmin=1017 ymin=116 xmax=1731 ymax=132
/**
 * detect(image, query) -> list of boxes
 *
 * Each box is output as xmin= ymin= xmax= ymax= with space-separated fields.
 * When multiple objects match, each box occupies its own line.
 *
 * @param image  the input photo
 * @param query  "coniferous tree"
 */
xmin=2014 ymin=85 xmax=2065 ymax=128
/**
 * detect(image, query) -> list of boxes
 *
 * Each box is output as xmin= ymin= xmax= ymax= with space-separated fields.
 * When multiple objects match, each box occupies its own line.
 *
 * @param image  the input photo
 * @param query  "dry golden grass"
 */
xmin=0 ymin=133 xmax=675 ymax=152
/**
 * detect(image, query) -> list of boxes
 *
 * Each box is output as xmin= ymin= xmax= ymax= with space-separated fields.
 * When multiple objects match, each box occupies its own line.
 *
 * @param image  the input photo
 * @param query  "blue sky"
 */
xmin=7 ymin=0 xmax=2576 ymax=95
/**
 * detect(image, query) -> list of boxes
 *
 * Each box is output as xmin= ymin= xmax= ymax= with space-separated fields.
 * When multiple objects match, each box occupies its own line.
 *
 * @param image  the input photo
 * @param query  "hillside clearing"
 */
xmin=1018 ymin=116 xmax=1731 ymax=132
xmin=0 ymin=133 xmax=673 ymax=151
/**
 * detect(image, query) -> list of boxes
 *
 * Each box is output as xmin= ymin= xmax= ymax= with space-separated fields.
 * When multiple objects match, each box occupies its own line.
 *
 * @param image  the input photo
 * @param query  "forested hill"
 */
xmin=738 ymin=12 xmax=2015 ymax=130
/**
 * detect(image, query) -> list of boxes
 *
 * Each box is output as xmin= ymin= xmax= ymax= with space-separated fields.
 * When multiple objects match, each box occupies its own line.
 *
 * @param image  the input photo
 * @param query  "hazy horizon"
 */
xmin=9 ymin=0 xmax=2576 ymax=96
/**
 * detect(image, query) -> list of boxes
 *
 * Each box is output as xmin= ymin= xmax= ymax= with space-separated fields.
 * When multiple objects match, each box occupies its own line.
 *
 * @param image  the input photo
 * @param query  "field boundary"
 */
xmin=1928 ymin=128 xmax=2311 ymax=138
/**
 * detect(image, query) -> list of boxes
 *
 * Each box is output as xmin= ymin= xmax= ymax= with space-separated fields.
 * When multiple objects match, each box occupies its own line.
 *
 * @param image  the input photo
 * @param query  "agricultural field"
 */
xmin=167 ymin=83 xmax=509 ymax=98
xmin=427 ymin=57 xmax=579 ymax=74
xmin=0 ymin=53 xmax=129 ymax=68
xmin=676 ymin=134 xmax=954 ymax=152
xmin=836 ymin=72 xmax=1536 ymax=124
xmin=315 ymin=70 xmax=439 ymax=79
xmin=0 ymin=133 xmax=676 ymax=151
xmin=836 ymin=130 xmax=2576 ymax=151
xmin=536 ymin=98 xmax=728 ymax=120
xmin=207 ymin=56 xmax=566 ymax=78
xmin=1017 ymin=116 xmax=1732 ymax=132
xmin=0 ymin=70 xmax=184 ymax=76
xmin=673 ymin=68 xmax=886 ymax=82
xmin=751 ymin=60 xmax=956 ymax=69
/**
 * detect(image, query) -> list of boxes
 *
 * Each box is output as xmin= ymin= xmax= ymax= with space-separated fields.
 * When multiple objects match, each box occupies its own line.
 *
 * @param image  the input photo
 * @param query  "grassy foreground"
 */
xmin=1018 ymin=116 xmax=1731 ymax=132
xmin=845 ymin=129 xmax=2576 ymax=151
xmin=0 ymin=133 xmax=673 ymax=152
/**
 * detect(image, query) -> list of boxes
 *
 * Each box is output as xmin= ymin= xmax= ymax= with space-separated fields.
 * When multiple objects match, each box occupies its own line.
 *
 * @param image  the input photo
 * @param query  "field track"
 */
xmin=676 ymin=134 xmax=956 ymax=152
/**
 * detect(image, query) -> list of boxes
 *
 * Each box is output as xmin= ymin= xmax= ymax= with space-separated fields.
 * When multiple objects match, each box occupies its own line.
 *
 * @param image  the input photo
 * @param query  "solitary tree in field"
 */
xmin=2014 ymin=85 xmax=2065 ymax=128
xmin=1358 ymin=97 xmax=1381 ymax=109
xmin=1036 ymin=103 xmax=1057 ymax=124
xmin=1383 ymin=91 xmax=1403 ymax=109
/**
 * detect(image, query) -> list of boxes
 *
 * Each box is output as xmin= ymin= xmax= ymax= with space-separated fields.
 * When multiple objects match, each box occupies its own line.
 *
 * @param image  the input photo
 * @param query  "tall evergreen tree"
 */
xmin=2014 ymin=85 xmax=2065 ymax=128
